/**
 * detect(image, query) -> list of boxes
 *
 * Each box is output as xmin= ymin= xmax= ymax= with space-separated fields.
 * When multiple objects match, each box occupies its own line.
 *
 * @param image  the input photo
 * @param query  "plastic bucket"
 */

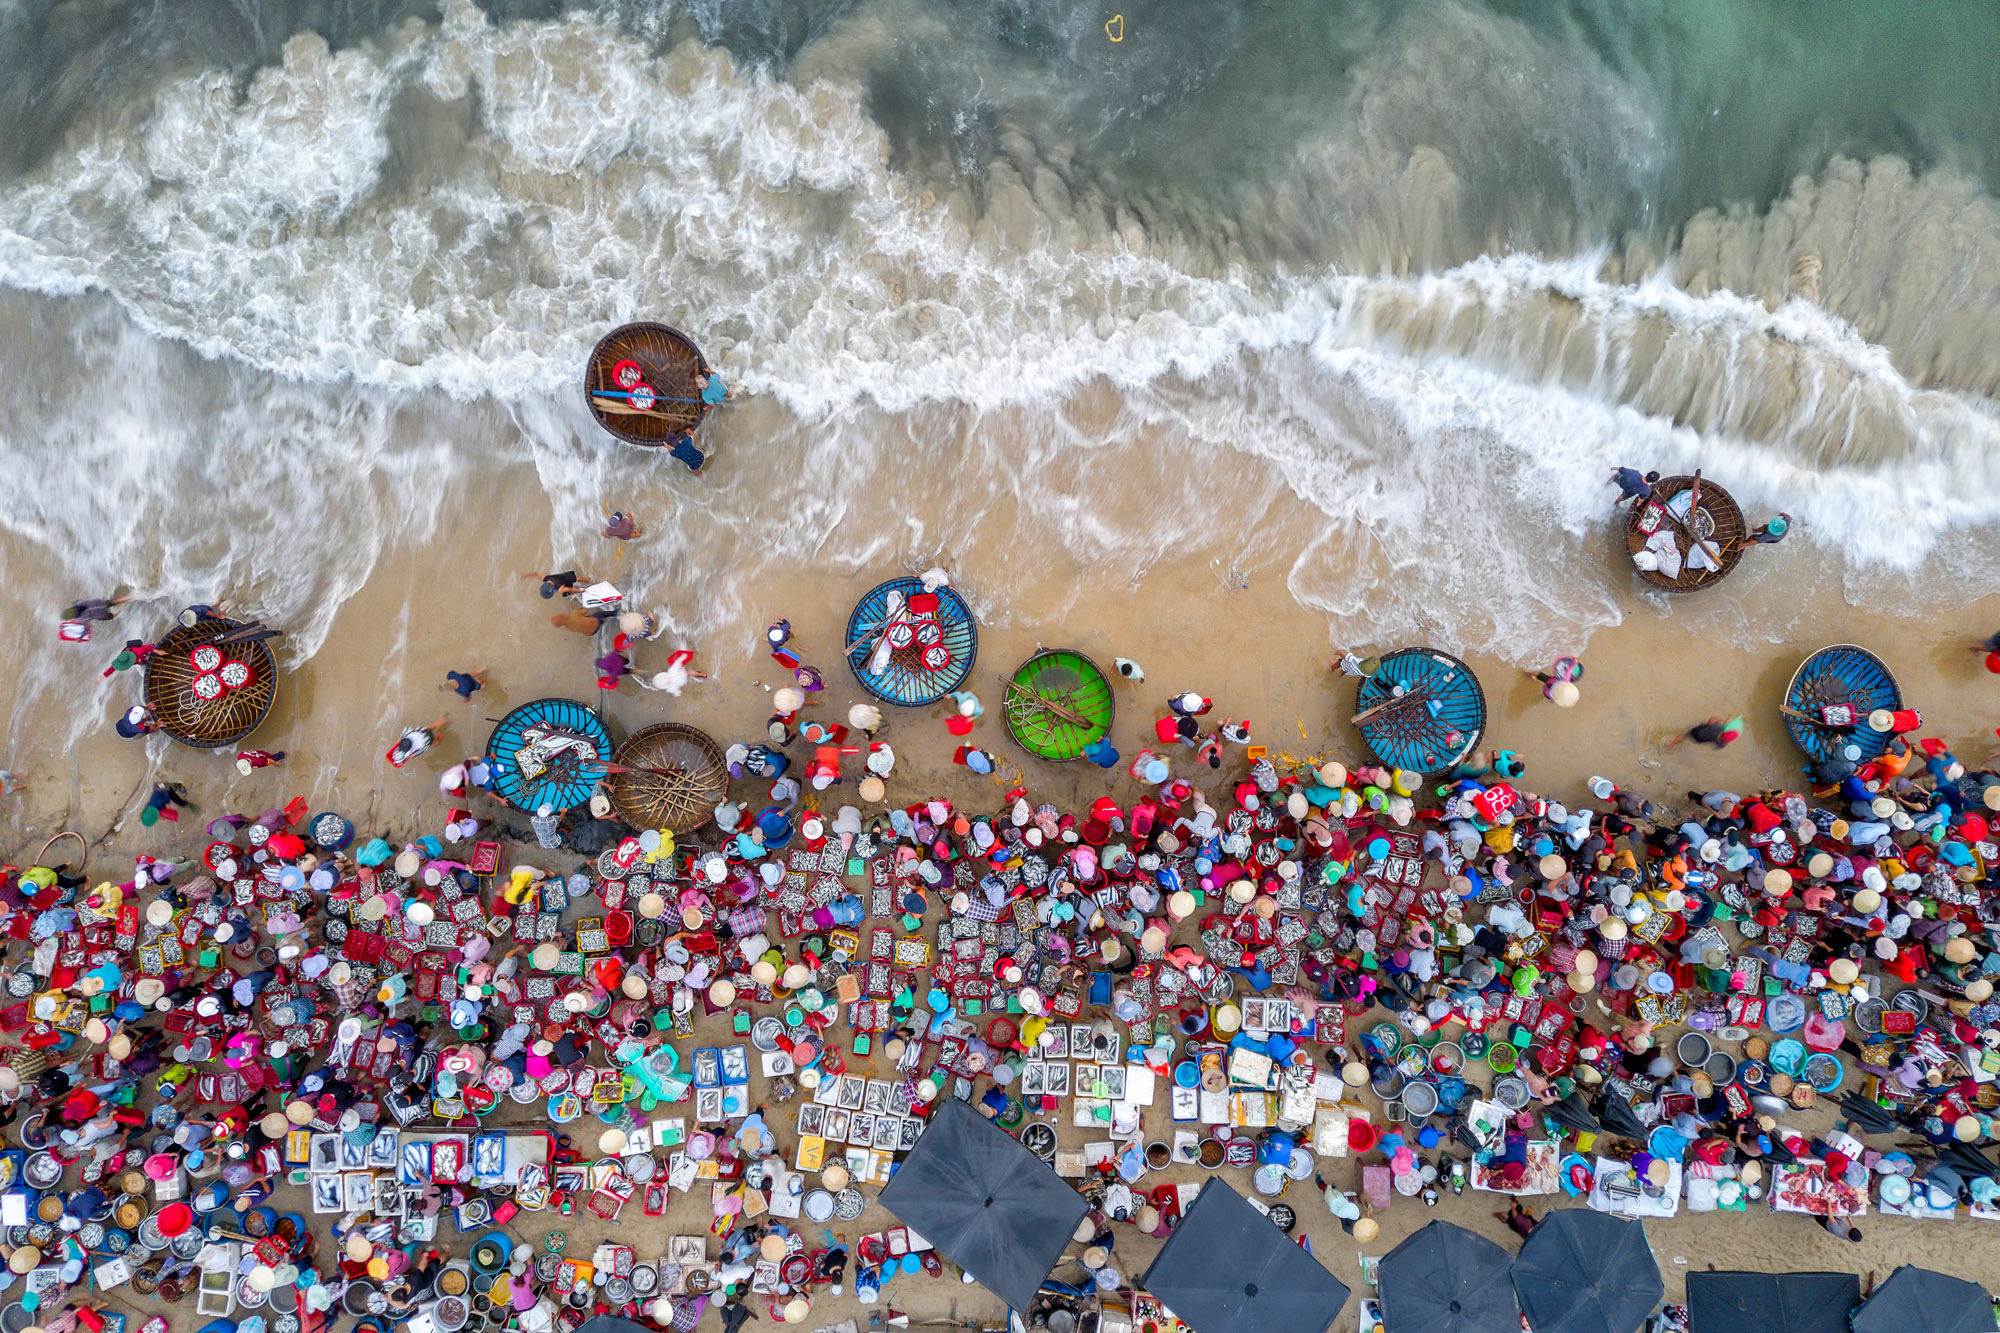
xmin=469 ymin=1235 xmax=512 ymax=1276
xmin=1348 ymin=1120 xmax=1381 ymax=1153
xmin=343 ymin=1281 xmax=379 ymax=1316
xmin=1173 ymin=1061 xmax=1200 ymax=1089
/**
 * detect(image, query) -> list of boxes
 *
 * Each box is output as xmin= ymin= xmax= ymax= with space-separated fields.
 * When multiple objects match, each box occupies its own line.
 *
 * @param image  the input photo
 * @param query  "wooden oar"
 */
xmin=1351 ymin=682 xmax=1434 ymax=726
xmin=845 ymin=593 xmax=909 ymax=657
xmin=844 ymin=620 xmax=886 ymax=654
xmin=579 ymin=758 xmax=689 ymax=780
xmin=1779 ymin=703 xmax=1853 ymax=729
xmin=591 ymin=397 xmax=698 ymax=419
xmin=998 ymin=676 xmax=1093 ymax=730
xmin=1682 ymin=470 xmax=1725 ymax=578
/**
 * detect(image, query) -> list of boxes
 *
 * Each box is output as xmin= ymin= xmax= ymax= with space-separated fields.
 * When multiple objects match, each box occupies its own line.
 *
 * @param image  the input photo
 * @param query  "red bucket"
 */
xmin=1348 ymin=1119 xmax=1381 ymax=1153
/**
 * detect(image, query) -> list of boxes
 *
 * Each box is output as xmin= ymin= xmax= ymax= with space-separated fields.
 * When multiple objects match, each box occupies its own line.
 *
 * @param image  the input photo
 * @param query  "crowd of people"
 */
xmin=11 ymin=532 xmax=2000 ymax=1333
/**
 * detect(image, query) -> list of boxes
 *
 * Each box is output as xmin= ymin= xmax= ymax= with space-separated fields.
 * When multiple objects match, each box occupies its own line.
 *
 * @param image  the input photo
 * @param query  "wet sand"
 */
xmin=5 ymin=423 xmax=1999 ymax=855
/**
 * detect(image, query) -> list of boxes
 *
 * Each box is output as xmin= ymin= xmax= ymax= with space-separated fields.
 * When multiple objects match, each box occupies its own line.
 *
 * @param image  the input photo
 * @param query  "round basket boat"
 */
xmin=484 ymin=698 xmax=614 ymax=813
xmin=142 ymin=619 xmax=278 ymax=749
xmin=1353 ymin=647 xmax=1485 ymax=775
xmin=1625 ymin=474 xmax=1748 ymax=591
xmin=1783 ymin=644 xmax=1901 ymax=766
xmin=607 ymin=723 xmax=727 ymax=834
xmin=844 ymin=577 xmax=978 ymax=706
xmin=1002 ymin=650 xmax=1114 ymax=762
xmin=583 ymin=322 xmax=712 ymax=446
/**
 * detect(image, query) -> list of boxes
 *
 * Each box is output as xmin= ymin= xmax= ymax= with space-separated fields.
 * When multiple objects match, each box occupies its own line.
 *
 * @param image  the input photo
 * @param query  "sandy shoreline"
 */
xmin=7 ymin=455 xmax=2000 ymax=863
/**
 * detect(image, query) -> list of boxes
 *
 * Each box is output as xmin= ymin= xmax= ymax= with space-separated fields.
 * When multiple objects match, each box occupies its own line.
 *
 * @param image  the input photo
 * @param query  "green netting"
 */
xmin=1003 ymin=650 xmax=1114 ymax=762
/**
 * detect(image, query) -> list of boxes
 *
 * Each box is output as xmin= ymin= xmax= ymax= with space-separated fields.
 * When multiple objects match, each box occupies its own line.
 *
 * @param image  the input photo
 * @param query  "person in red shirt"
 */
xmin=236 ymin=749 xmax=286 ymax=774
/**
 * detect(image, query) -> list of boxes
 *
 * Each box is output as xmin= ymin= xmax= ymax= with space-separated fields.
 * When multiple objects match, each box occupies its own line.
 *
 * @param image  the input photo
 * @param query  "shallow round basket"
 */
xmin=1625 ymin=475 xmax=1748 ymax=591
xmin=143 ymin=619 xmax=278 ymax=748
xmin=845 ymin=577 xmax=978 ymax=706
xmin=583 ymin=322 xmax=711 ymax=446
xmin=607 ymin=722 xmax=726 ymax=834
xmin=1783 ymin=644 xmax=1901 ymax=766
xmin=1002 ymin=650 xmax=1114 ymax=762
xmin=1353 ymin=647 xmax=1485 ymax=775
xmin=484 ymin=698 xmax=614 ymax=813
xmin=308 ymin=812 xmax=355 ymax=852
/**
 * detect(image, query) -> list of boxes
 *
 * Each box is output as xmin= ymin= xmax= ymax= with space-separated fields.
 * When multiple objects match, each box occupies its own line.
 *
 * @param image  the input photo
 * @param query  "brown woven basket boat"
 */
xmin=1625 ymin=474 xmax=1748 ymax=592
xmin=583 ymin=322 xmax=711 ymax=446
xmin=607 ymin=722 xmax=727 ymax=834
xmin=142 ymin=619 xmax=278 ymax=748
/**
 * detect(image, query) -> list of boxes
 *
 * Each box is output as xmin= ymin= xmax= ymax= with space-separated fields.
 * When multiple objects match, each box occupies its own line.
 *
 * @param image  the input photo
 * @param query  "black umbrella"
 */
xmin=1378 ymin=1220 xmax=1520 ymax=1333
xmin=1687 ymin=1271 xmax=1861 ymax=1333
xmin=1137 ymin=1180 xmax=1350 ymax=1333
xmin=1512 ymin=1211 xmax=1663 ymax=1333
xmin=1763 ymin=1133 xmax=1800 ymax=1166
xmin=577 ymin=1318 xmax=655 ymax=1333
xmin=1547 ymin=1090 xmax=1604 ymax=1137
xmin=1596 ymin=1092 xmax=1651 ymax=1144
xmin=1839 ymin=1092 xmax=1900 ymax=1137
xmin=876 ymin=1097 xmax=1090 ymax=1312
xmin=1852 ymin=1266 xmax=1997 ymax=1333
xmin=1944 ymin=1143 xmax=1999 ymax=1181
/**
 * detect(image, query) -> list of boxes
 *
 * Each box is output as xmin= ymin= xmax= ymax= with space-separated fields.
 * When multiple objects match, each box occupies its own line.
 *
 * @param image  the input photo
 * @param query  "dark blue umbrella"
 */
xmin=1687 ymin=1271 xmax=1860 ymax=1333
xmin=1512 ymin=1211 xmax=1662 ymax=1333
xmin=1852 ymin=1267 xmax=1996 ymax=1333
xmin=1379 ymin=1221 xmax=1519 ymax=1333
xmin=1137 ymin=1180 xmax=1349 ymax=1333
xmin=876 ymin=1098 xmax=1088 ymax=1313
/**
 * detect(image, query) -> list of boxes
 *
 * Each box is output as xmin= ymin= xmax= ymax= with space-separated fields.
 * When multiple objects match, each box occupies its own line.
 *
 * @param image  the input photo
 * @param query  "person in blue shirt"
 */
xmin=698 ymin=369 xmax=732 ymax=406
xmin=666 ymin=430 xmax=704 ymax=474
xmin=1607 ymin=467 xmax=1659 ymax=504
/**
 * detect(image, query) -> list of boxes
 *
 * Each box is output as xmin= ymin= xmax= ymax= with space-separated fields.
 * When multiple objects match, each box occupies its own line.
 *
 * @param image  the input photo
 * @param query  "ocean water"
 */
xmin=3 ymin=0 xmax=2000 ymax=745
